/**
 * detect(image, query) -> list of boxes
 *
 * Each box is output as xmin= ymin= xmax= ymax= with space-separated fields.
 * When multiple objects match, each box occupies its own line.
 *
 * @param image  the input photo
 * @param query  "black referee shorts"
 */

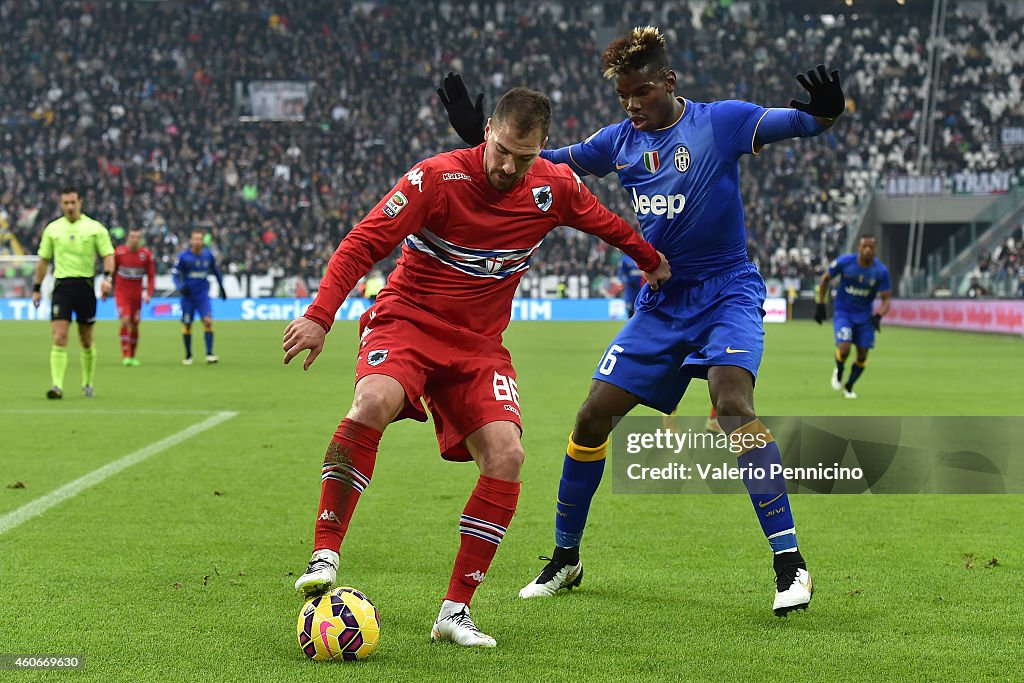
xmin=51 ymin=278 xmax=98 ymax=324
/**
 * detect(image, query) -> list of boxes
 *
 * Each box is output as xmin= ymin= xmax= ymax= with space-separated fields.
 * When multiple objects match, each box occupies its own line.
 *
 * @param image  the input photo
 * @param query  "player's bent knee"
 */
xmin=347 ymin=376 xmax=406 ymax=430
xmin=574 ymin=401 xmax=613 ymax=446
xmin=714 ymin=396 xmax=755 ymax=420
xmin=478 ymin=442 xmax=525 ymax=480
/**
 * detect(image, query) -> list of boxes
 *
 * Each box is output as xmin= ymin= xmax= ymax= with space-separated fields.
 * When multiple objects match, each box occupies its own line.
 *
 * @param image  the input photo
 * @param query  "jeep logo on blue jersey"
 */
xmin=532 ymin=185 xmax=552 ymax=212
xmin=674 ymin=145 xmax=691 ymax=173
xmin=631 ymin=188 xmax=686 ymax=219
xmin=844 ymin=285 xmax=872 ymax=298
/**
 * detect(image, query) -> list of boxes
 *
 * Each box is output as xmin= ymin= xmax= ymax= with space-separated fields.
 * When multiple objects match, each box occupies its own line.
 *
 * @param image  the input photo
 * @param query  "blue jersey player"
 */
xmin=172 ymin=230 xmax=227 ymax=365
xmin=815 ymin=236 xmax=891 ymax=399
xmin=616 ymin=253 xmax=644 ymax=317
xmin=439 ymin=26 xmax=846 ymax=615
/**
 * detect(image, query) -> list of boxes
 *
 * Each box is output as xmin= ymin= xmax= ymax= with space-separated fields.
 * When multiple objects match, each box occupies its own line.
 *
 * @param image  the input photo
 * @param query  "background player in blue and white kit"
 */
xmin=815 ymin=235 xmax=891 ymax=399
xmin=172 ymin=230 xmax=227 ymax=365
xmin=616 ymin=253 xmax=644 ymax=317
xmin=440 ymin=26 xmax=845 ymax=615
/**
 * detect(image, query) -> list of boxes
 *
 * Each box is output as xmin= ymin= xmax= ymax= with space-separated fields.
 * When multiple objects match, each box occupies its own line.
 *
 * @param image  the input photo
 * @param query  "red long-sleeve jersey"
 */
xmin=113 ymin=245 xmax=155 ymax=298
xmin=305 ymin=145 xmax=659 ymax=338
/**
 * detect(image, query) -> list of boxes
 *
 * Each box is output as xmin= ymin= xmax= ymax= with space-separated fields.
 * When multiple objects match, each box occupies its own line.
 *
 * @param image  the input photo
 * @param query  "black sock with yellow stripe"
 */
xmin=845 ymin=359 xmax=867 ymax=390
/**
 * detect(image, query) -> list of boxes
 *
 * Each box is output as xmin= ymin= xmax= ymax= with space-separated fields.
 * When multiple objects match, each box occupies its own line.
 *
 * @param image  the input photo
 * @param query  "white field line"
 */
xmin=0 ymin=410 xmax=237 ymax=536
xmin=0 ymin=409 xmax=217 ymax=415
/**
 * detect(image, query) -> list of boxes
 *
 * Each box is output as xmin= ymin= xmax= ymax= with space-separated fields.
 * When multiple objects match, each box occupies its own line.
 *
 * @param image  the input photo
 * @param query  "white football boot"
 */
xmin=843 ymin=387 xmax=857 ymax=399
xmin=519 ymin=555 xmax=584 ymax=598
xmin=773 ymin=562 xmax=813 ymax=616
xmin=431 ymin=601 xmax=497 ymax=647
xmin=294 ymin=548 xmax=338 ymax=596
xmin=205 ymin=354 xmax=219 ymax=364
xmin=830 ymin=369 xmax=842 ymax=391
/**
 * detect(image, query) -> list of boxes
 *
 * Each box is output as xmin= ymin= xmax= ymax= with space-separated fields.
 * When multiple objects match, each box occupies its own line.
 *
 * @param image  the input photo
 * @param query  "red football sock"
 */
xmin=445 ymin=475 xmax=520 ymax=605
xmin=313 ymin=418 xmax=382 ymax=552
xmin=130 ymin=327 xmax=139 ymax=357
xmin=120 ymin=325 xmax=131 ymax=358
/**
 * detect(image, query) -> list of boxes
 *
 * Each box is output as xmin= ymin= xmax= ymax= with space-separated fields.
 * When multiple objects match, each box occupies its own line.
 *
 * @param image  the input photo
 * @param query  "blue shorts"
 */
xmin=833 ymin=313 xmax=875 ymax=349
xmin=181 ymin=295 xmax=212 ymax=324
xmin=593 ymin=263 xmax=766 ymax=414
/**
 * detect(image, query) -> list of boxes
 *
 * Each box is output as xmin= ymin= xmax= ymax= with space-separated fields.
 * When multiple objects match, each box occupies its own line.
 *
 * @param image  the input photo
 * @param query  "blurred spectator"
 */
xmin=2 ymin=1 xmax=1022 ymax=296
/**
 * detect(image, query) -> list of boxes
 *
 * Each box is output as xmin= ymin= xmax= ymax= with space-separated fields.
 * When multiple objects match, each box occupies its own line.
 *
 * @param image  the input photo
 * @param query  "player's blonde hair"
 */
xmin=601 ymin=26 xmax=669 ymax=80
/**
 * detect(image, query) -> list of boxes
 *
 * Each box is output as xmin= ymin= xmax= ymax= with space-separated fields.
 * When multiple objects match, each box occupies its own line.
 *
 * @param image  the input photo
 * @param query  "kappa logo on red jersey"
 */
xmin=406 ymin=167 xmax=424 ymax=192
xmin=442 ymin=172 xmax=472 ymax=182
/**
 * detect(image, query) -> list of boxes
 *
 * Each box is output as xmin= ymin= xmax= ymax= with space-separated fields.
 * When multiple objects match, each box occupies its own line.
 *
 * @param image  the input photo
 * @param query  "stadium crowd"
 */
xmin=967 ymin=225 xmax=1024 ymax=297
xmin=1 ymin=0 xmax=1022 ymax=296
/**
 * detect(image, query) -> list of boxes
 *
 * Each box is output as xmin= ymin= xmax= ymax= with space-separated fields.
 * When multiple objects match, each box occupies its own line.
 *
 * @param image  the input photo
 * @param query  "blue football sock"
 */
xmin=735 ymin=419 xmax=798 ymax=554
xmin=204 ymin=330 xmax=214 ymax=355
xmin=553 ymin=434 xmax=607 ymax=549
xmin=182 ymin=326 xmax=192 ymax=358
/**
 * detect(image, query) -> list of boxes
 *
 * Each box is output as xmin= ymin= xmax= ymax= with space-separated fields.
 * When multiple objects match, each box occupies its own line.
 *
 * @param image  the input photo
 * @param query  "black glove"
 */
xmin=789 ymin=65 xmax=845 ymax=120
xmin=436 ymin=72 xmax=485 ymax=146
xmin=814 ymin=303 xmax=827 ymax=324
xmin=219 ymin=289 xmax=228 ymax=300
xmin=871 ymin=313 xmax=882 ymax=332
xmin=180 ymin=286 xmax=191 ymax=297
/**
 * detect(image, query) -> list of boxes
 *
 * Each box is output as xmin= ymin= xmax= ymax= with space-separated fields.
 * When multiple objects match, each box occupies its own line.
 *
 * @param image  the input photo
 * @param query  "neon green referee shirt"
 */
xmin=37 ymin=214 xmax=114 ymax=279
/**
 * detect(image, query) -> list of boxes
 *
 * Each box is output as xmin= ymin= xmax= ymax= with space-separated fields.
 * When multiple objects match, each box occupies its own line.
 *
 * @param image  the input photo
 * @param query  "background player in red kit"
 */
xmin=282 ymin=88 xmax=670 ymax=648
xmin=112 ymin=228 xmax=155 ymax=366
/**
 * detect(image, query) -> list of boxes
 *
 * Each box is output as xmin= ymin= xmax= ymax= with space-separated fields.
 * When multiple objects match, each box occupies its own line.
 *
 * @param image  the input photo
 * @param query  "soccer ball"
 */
xmin=296 ymin=587 xmax=381 ymax=661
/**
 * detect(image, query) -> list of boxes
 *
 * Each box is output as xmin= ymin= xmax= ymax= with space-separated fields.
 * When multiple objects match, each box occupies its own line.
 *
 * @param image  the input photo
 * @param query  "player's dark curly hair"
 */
xmin=491 ymin=87 xmax=551 ymax=142
xmin=601 ymin=26 xmax=669 ymax=80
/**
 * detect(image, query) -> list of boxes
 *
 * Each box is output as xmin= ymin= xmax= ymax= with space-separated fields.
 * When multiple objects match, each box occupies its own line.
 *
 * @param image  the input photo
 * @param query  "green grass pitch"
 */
xmin=0 ymin=319 xmax=1021 ymax=681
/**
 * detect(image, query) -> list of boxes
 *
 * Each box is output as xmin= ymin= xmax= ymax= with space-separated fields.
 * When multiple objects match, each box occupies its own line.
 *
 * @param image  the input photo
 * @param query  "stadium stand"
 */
xmin=1 ymin=0 xmax=1021 ymax=296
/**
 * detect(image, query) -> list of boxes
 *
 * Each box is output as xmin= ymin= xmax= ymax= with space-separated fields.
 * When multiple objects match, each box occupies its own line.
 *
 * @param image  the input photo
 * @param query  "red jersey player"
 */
xmin=282 ymin=88 xmax=670 ymax=649
xmin=112 ymin=228 xmax=155 ymax=365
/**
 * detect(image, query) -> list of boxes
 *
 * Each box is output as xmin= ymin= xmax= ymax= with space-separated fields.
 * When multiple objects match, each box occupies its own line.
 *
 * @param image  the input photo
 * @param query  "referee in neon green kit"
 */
xmin=31 ymin=187 xmax=115 ymax=399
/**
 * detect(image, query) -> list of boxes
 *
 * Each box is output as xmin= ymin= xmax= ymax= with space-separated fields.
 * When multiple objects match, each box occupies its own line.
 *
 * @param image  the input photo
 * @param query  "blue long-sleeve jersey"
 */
xmin=542 ymin=100 xmax=826 ymax=281
xmin=172 ymin=247 xmax=223 ymax=298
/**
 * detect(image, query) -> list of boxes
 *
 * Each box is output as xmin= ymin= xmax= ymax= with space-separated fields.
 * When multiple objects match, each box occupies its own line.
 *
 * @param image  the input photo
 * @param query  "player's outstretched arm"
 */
xmin=145 ymin=250 xmax=156 ymax=303
xmin=814 ymin=272 xmax=832 ymax=324
xmin=789 ymin=64 xmax=845 ymax=128
xmin=31 ymin=256 xmax=51 ymax=308
xmin=172 ymin=254 xmax=187 ymax=296
xmin=437 ymin=72 xmax=485 ymax=146
xmin=100 ymin=253 xmax=115 ymax=300
xmin=283 ymin=317 xmax=326 ymax=371
xmin=643 ymin=252 xmax=672 ymax=291
xmin=872 ymin=291 xmax=892 ymax=332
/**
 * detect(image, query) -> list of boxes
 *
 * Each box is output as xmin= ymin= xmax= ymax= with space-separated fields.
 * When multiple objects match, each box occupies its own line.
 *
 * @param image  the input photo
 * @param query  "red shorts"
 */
xmin=355 ymin=299 xmax=522 ymax=461
xmin=115 ymin=292 xmax=142 ymax=323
